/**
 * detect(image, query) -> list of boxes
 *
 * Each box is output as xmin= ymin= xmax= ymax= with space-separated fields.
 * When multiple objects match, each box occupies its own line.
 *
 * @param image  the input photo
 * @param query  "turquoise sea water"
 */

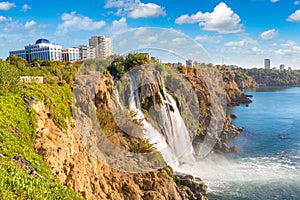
xmin=206 ymin=86 xmax=300 ymax=200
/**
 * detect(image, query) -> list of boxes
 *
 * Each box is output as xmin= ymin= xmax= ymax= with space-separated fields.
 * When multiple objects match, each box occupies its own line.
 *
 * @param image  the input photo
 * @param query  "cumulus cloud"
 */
xmin=109 ymin=17 xmax=129 ymax=34
xmin=22 ymin=4 xmax=31 ymax=12
xmin=287 ymin=10 xmax=300 ymax=21
xmin=0 ymin=15 xmax=12 ymax=22
xmin=270 ymin=0 xmax=280 ymax=3
xmin=275 ymin=45 xmax=300 ymax=55
xmin=224 ymin=40 xmax=246 ymax=47
xmin=128 ymin=3 xmax=166 ymax=18
xmin=57 ymin=12 xmax=106 ymax=33
xmin=24 ymin=20 xmax=36 ymax=29
xmin=260 ymin=29 xmax=279 ymax=40
xmin=175 ymin=2 xmax=243 ymax=34
xmin=171 ymin=37 xmax=187 ymax=45
xmin=274 ymin=40 xmax=300 ymax=55
xmin=0 ymin=1 xmax=15 ymax=10
xmin=105 ymin=0 xmax=166 ymax=18
xmin=279 ymin=40 xmax=297 ymax=47
xmin=194 ymin=35 xmax=223 ymax=44
xmin=251 ymin=47 xmax=263 ymax=54
xmin=294 ymin=1 xmax=300 ymax=5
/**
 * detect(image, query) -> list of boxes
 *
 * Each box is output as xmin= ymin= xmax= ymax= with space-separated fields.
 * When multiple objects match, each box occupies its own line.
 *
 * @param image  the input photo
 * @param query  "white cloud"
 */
xmin=0 ymin=1 xmax=15 ymax=10
xmin=270 ymin=0 xmax=280 ymax=3
xmin=105 ymin=0 xmax=165 ymax=18
xmin=279 ymin=40 xmax=297 ymax=48
xmin=294 ymin=1 xmax=300 ymax=5
xmin=57 ymin=12 xmax=106 ymax=33
xmin=0 ymin=15 xmax=12 ymax=22
xmin=175 ymin=2 xmax=243 ymax=34
xmin=194 ymin=35 xmax=223 ymax=44
xmin=251 ymin=47 xmax=263 ymax=53
xmin=24 ymin=20 xmax=36 ymax=29
xmin=22 ymin=4 xmax=31 ymax=12
xmin=128 ymin=3 xmax=166 ymax=18
xmin=275 ymin=45 xmax=300 ymax=55
xmin=171 ymin=37 xmax=187 ymax=45
xmin=287 ymin=10 xmax=300 ymax=21
xmin=260 ymin=29 xmax=279 ymax=40
xmin=109 ymin=17 xmax=129 ymax=34
xmin=225 ymin=40 xmax=246 ymax=47
xmin=275 ymin=40 xmax=300 ymax=56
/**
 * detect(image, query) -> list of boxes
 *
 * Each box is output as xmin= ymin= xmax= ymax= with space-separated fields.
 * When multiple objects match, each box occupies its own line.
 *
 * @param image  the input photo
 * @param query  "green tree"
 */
xmin=124 ymin=53 xmax=150 ymax=71
xmin=31 ymin=58 xmax=42 ymax=67
xmin=108 ymin=56 xmax=125 ymax=79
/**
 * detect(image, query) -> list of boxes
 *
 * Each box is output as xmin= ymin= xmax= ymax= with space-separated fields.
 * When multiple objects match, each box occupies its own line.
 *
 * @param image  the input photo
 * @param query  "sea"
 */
xmin=203 ymin=86 xmax=300 ymax=199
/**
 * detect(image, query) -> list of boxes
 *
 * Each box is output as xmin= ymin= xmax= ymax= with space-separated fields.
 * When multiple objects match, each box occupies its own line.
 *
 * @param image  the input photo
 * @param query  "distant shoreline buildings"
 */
xmin=9 ymin=36 xmax=112 ymax=63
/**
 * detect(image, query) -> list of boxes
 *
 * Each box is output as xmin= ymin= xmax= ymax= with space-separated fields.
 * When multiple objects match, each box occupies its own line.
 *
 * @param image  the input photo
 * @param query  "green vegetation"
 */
xmin=0 ymin=57 xmax=83 ymax=199
xmin=0 ymin=164 xmax=82 ymax=200
xmin=129 ymin=138 xmax=156 ymax=153
xmin=23 ymin=84 xmax=72 ymax=130
xmin=107 ymin=53 xmax=151 ymax=79
xmin=0 ymin=61 xmax=21 ymax=94
xmin=236 ymin=67 xmax=300 ymax=86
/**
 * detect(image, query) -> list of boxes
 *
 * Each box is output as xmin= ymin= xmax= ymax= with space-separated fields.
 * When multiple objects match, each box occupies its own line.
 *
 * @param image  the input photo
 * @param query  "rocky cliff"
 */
xmin=32 ymin=74 xmax=207 ymax=200
xmin=218 ymin=66 xmax=253 ymax=106
xmin=234 ymin=71 xmax=257 ymax=90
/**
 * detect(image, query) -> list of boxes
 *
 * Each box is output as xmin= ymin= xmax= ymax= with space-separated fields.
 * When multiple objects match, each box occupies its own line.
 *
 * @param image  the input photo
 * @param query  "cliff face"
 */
xmin=33 ymin=75 xmax=206 ymax=200
xmin=180 ymin=69 xmax=244 ymax=153
xmin=220 ymin=68 xmax=253 ymax=106
xmin=31 ymin=66 xmax=248 ymax=200
xmin=33 ymin=99 xmax=185 ymax=200
xmin=234 ymin=71 xmax=257 ymax=90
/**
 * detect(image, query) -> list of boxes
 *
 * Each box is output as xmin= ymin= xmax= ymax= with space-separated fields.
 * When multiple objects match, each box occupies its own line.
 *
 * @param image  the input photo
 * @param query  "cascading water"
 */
xmin=118 ymin=72 xmax=196 ymax=171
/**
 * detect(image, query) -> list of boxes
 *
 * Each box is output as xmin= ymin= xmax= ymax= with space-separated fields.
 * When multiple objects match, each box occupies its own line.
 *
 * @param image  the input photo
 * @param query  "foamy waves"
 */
xmin=176 ymin=153 xmax=300 ymax=193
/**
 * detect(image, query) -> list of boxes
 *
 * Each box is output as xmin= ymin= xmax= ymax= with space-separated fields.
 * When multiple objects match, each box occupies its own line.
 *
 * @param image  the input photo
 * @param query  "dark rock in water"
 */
xmin=245 ymin=94 xmax=253 ymax=98
xmin=230 ymin=146 xmax=238 ymax=152
xmin=230 ymin=114 xmax=237 ymax=119
xmin=278 ymin=135 xmax=290 ymax=140
xmin=174 ymin=172 xmax=207 ymax=200
xmin=237 ymin=127 xmax=244 ymax=131
xmin=245 ymin=104 xmax=249 ymax=107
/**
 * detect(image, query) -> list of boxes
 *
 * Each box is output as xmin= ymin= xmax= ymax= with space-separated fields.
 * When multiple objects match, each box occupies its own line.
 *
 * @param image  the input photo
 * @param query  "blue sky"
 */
xmin=1 ymin=0 xmax=300 ymax=68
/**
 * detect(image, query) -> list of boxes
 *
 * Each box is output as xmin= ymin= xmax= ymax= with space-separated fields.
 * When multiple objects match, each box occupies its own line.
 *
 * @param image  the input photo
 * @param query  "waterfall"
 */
xmin=119 ymin=72 xmax=196 ymax=170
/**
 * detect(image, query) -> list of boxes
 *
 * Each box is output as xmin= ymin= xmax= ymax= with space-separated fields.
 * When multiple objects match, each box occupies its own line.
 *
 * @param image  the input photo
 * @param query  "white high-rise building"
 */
xmin=89 ymin=36 xmax=112 ymax=59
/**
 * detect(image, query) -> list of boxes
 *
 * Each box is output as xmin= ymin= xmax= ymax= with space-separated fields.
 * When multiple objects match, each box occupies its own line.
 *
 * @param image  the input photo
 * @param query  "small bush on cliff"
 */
xmin=129 ymin=139 xmax=156 ymax=153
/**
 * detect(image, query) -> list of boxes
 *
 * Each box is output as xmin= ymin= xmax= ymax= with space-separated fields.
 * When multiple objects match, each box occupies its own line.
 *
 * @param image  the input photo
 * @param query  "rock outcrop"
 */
xmin=33 ymin=73 xmax=207 ymax=200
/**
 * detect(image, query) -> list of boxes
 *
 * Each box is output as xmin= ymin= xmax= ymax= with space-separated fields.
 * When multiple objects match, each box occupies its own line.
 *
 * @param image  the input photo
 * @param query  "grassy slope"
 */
xmin=0 ymin=85 xmax=83 ymax=200
xmin=0 ymin=57 xmax=83 ymax=199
